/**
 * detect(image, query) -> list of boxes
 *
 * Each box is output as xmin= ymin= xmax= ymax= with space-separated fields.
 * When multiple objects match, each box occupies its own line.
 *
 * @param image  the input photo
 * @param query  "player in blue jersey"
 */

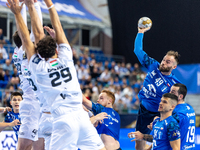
xmin=83 ymin=90 xmax=121 ymax=150
xmin=170 ymin=83 xmax=196 ymax=150
xmin=128 ymin=93 xmax=181 ymax=150
xmin=134 ymin=27 xmax=181 ymax=150
xmin=4 ymin=92 xmax=22 ymax=139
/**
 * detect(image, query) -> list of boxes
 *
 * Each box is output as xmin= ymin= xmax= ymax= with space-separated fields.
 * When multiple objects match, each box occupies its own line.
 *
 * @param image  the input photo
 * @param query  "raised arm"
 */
xmin=25 ymin=0 xmax=45 ymax=45
xmin=44 ymin=0 xmax=69 ymax=45
xmin=134 ymin=27 xmax=157 ymax=68
xmin=7 ymin=0 xmax=35 ymax=61
xmin=82 ymin=94 xmax=92 ymax=110
xmin=0 ymin=120 xmax=20 ymax=132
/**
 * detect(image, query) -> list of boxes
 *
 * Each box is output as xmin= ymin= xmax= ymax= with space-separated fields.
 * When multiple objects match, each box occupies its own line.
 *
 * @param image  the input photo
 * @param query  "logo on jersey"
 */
xmin=161 ymin=85 xmax=168 ymax=92
xmin=50 ymin=59 xmax=58 ymax=67
xmin=32 ymin=55 xmax=41 ymax=64
xmin=23 ymin=53 xmax=27 ymax=60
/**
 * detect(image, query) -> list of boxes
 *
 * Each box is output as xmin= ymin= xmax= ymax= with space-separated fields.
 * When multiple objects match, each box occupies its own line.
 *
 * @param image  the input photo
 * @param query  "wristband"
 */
xmin=48 ymin=4 xmax=54 ymax=10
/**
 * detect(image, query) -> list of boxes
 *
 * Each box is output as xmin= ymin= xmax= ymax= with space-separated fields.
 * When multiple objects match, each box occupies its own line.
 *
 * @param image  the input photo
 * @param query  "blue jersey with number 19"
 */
xmin=29 ymin=44 xmax=82 ymax=112
xmin=173 ymin=103 xmax=196 ymax=150
xmin=134 ymin=33 xmax=181 ymax=112
xmin=151 ymin=116 xmax=180 ymax=150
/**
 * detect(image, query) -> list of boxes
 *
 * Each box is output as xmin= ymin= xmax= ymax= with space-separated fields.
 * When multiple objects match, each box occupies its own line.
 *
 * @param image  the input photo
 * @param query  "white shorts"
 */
xmin=18 ymin=99 xmax=40 ymax=141
xmin=38 ymin=113 xmax=53 ymax=150
xmin=50 ymin=107 xmax=104 ymax=150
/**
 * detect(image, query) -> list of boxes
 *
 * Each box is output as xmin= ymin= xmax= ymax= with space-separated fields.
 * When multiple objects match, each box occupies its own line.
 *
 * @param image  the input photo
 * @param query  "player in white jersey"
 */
xmin=7 ymin=0 xmax=105 ymax=149
xmin=11 ymin=1 xmax=43 ymax=150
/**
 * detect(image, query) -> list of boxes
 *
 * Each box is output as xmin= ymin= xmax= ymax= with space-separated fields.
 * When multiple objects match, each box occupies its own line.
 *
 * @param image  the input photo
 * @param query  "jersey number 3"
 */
xmin=49 ymin=67 xmax=72 ymax=87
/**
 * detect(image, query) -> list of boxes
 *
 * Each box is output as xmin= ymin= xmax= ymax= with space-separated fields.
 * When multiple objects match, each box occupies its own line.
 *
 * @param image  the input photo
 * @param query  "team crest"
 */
xmin=32 ymin=55 xmax=41 ymax=64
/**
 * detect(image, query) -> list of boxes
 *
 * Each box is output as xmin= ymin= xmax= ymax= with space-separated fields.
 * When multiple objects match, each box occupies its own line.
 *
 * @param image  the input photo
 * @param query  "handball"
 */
xmin=138 ymin=17 xmax=152 ymax=29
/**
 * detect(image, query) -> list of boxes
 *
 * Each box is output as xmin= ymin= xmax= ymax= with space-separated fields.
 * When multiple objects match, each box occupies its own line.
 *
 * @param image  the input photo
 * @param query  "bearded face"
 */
xmin=159 ymin=64 xmax=172 ymax=72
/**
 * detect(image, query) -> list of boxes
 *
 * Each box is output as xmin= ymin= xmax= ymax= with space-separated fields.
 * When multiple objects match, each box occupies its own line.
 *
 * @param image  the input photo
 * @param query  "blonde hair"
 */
xmin=101 ymin=90 xmax=115 ymax=105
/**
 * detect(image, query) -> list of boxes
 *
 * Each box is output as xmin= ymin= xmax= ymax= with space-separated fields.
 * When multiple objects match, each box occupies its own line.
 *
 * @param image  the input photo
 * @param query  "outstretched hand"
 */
xmin=44 ymin=26 xmax=56 ymax=38
xmin=6 ymin=0 xmax=24 ymax=14
xmin=138 ymin=27 xmax=151 ymax=33
xmin=128 ymin=131 xmax=144 ymax=142
xmin=95 ymin=112 xmax=108 ymax=124
xmin=10 ymin=119 xmax=21 ymax=127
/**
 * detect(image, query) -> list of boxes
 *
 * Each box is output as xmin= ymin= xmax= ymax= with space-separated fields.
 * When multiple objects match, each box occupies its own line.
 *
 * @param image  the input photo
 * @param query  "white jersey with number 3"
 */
xmin=29 ymin=44 xmax=82 ymax=112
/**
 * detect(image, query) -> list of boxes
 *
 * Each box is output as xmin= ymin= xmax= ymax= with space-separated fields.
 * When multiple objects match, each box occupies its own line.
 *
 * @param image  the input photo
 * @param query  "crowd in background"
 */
xmin=0 ymin=28 xmax=147 ymax=114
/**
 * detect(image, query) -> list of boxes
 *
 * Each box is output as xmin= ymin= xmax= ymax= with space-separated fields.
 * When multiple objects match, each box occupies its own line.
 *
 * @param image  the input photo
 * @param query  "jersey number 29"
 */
xmin=49 ymin=67 xmax=72 ymax=87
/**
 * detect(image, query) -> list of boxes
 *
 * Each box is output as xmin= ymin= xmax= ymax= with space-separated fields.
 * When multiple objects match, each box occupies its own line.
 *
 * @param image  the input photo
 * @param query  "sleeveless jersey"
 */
xmin=134 ymin=33 xmax=181 ymax=112
xmin=29 ymin=44 xmax=82 ymax=112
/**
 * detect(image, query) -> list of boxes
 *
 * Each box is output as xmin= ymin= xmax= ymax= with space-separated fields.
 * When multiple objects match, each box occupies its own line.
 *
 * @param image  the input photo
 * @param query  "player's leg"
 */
xmin=17 ymin=98 xmax=40 ymax=150
xmin=49 ymin=108 xmax=79 ymax=150
xmin=77 ymin=109 xmax=105 ymax=150
xmin=32 ymin=138 xmax=44 ymax=150
xmin=39 ymin=113 xmax=53 ymax=150
xmin=135 ymin=104 xmax=159 ymax=150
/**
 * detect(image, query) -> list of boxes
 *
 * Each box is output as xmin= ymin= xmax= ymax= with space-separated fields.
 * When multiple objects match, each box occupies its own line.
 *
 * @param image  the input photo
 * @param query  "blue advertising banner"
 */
xmin=120 ymin=128 xmax=200 ymax=150
xmin=1 ymin=129 xmax=200 ymax=150
xmin=172 ymin=64 xmax=200 ymax=94
xmin=0 ymin=0 xmax=101 ymax=21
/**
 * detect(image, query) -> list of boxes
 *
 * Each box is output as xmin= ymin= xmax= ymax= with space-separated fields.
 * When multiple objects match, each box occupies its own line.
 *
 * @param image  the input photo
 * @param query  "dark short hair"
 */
xmin=13 ymin=31 xmax=22 ymax=48
xmin=162 ymin=93 xmax=178 ymax=103
xmin=36 ymin=36 xmax=57 ymax=58
xmin=11 ymin=92 xmax=22 ymax=100
xmin=173 ymin=83 xmax=187 ymax=99
xmin=166 ymin=51 xmax=180 ymax=64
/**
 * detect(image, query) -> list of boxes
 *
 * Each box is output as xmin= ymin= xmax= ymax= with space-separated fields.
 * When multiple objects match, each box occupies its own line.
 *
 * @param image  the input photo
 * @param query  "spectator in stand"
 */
xmin=129 ymin=70 xmax=137 ymax=86
xmin=77 ymin=66 xmax=90 ymax=85
xmin=114 ymin=62 xmax=121 ymax=77
xmin=113 ymin=76 xmax=120 ymax=87
xmin=6 ymin=77 xmax=20 ymax=90
xmin=0 ymin=66 xmax=5 ymax=81
xmin=84 ymin=88 xmax=92 ymax=100
xmin=126 ymin=63 xmax=133 ymax=73
xmin=2 ymin=59 xmax=13 ymax=73
xmin=81 ymin=58 xmax=88 ymax=69
xmin=90 ymin=53 xmax=95 ymax=60
xmin=133 ymin=63 xmax=142 ymax=73
xmin=110 ymin=68 xmax=116 ymax=79
xmin=119 ymin=62 xmax=130 ymax=79
xmin=111 ymin=61 xmax=116 ymax=70
xmin=98 ymin=68 xmax=111 ymax=86
xmin=12 ymin=67 xmax=18 ymax=78
xmin=0 ymin=28 xmax=5 ymax=44
xmin=4 ymin=70 xmax=12 ymax=82
xmin=3 ymin=86 xmax=14 ymax=108
xmin=0 ymin=42 xmax=8 ymax=59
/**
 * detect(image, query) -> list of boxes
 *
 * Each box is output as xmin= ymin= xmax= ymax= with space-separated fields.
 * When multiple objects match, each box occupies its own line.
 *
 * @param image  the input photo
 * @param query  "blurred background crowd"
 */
xmin=0 ymin=27 xmax=147 ymax=114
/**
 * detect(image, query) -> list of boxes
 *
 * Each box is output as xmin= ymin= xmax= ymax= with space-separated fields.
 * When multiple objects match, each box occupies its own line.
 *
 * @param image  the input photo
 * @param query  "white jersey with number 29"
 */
xmin=29 ymin=44 xmax=82 ymax=112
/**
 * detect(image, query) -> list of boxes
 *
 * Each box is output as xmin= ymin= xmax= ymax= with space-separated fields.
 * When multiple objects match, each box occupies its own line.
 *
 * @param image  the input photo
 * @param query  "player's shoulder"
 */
xmin=31 ymin=54 xmax=42 ymax=64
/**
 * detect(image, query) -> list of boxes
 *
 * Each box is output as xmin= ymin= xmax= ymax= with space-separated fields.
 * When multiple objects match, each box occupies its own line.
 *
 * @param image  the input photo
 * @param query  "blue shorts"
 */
xmin=136 ymin=104 xmax=160 ymax=134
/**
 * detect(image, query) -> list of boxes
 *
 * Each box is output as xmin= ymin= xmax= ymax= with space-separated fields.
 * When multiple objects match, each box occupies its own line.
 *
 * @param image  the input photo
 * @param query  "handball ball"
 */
xmin=138 ymin=17 xmax=152 ymax=29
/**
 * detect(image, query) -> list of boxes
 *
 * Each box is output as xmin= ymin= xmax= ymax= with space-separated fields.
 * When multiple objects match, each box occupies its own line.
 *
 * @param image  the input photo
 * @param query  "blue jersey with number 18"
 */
xmin=134 ymin=33 xmax=181 ymax=112
xmin=173 ymin=103 xmax=196 ymax=150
